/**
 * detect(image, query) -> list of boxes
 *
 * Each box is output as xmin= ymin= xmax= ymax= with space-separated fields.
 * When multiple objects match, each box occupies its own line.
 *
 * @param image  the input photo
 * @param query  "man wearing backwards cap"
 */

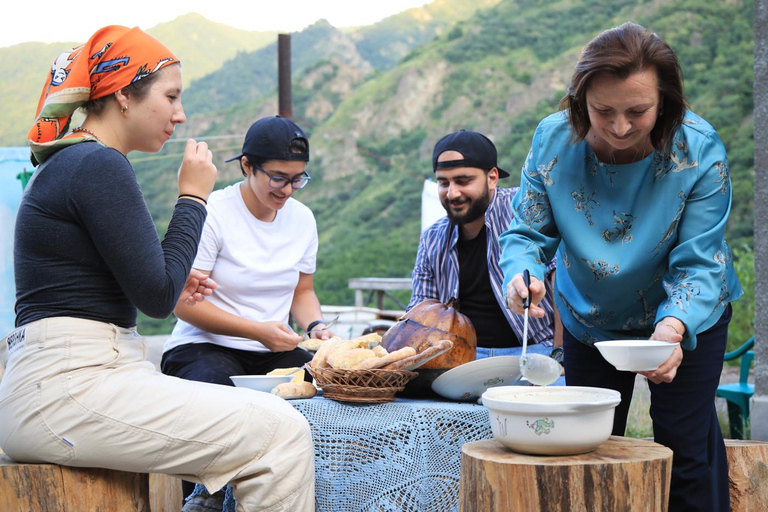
xmin=408 ymin=130 xmax=562 ymax=363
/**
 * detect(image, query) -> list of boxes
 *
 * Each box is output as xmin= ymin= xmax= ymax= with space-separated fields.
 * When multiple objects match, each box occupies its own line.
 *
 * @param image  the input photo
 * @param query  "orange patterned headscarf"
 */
xmin=28 ymin=25 xmax=178 ymax=165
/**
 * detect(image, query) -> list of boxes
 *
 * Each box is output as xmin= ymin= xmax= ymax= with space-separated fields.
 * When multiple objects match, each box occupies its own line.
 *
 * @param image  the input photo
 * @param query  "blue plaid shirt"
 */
xmin=408 ymin=186 xmax=556 ymax=347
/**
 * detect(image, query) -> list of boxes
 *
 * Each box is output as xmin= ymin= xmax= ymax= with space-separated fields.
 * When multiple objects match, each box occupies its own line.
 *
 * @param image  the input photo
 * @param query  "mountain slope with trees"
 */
xmin=0 ymin=0 xmax=754 ymax=344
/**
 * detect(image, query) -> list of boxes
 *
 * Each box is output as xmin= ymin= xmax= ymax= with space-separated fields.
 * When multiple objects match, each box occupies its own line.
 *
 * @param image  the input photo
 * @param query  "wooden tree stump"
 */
xmin=725 ymin=439 xmax=768 ymax=512
xmin=460 ymin=436 xmax=673 ymax=512
xmin=149 ymin=472 xmax=183 ymax=512
xmin=0 ymin=453 xmax=150 ymax=512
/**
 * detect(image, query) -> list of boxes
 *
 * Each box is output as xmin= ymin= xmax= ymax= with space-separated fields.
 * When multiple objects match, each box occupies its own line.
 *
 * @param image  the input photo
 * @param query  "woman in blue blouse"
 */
xmin=499 ymin=22 xmax=741 ymax=511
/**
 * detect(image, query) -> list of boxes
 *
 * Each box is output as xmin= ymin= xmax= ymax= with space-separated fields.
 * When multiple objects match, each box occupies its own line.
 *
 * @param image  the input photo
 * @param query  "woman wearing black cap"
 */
xmin=161 ymin=115 xmax=332 ymax=503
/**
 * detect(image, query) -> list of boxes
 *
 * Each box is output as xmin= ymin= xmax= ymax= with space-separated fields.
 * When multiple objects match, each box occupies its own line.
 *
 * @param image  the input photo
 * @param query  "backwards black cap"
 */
xmin=432 ymin=129 xmax=509 ymax=178
xmin=225 ymin=115 xmax=309 ymax=163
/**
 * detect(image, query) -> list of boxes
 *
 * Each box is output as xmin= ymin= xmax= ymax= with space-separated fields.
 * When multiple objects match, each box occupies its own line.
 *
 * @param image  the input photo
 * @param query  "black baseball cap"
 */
xmin=225 ymin=115 xmax=309 ymax=163
xmin=432 ymin=129 xmax=509 ymax=178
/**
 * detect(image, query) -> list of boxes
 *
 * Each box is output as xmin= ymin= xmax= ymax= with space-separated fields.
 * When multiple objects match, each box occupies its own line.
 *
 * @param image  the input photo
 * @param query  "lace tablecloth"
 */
xmin=194 ymin=396 xmax=493 ymax=512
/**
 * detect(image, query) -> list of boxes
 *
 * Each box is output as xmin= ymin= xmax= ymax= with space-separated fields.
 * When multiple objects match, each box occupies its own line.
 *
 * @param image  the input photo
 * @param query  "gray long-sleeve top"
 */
xmin=14 ymin=142 xmax=206 ymax=329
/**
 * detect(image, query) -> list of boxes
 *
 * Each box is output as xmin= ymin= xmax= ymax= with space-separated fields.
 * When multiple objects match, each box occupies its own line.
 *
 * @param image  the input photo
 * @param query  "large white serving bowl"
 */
xmin=594 ymin=340 xmax=678 ymax=372
xmin=230 ymin=375 xmax=293 ymax=392
xmin=481 ymin=386 xmax=621 ymax=455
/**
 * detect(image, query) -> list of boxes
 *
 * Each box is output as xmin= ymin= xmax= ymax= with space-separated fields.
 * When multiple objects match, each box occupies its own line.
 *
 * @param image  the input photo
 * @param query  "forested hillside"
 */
xmin=1 ymin=0 xmax=754 ymax=341
xmin=0 ymin=13 xmax=275 ymax=146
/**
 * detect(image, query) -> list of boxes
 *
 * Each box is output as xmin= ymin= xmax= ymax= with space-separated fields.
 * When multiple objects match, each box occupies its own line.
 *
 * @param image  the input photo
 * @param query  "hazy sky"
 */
xmin=1 ymin=0 xmax=431 ymax=48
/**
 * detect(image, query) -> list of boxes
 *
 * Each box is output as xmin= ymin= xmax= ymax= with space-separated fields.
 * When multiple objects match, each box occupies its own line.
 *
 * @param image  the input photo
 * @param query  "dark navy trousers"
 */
xmin=563 ymin=306 xmax=731 ymax=512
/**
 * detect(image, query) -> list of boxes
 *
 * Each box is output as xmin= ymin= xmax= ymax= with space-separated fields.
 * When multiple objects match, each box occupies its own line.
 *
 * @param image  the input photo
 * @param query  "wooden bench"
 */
xmin=0 ymin=452 xmax=181 ymax=512
xmin=348 ymin=277 xmax=412 ymax=310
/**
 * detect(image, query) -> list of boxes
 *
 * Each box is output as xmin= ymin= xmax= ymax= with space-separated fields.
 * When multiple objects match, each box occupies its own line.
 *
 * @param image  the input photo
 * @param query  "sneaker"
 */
xmin=180 ymin=489 xmax=226 ymax=512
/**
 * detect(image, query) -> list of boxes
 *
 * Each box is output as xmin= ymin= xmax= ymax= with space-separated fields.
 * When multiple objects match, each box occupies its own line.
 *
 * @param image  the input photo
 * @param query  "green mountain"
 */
xmin=0 ymin=0 xmax=754 ymax=342
xmin=0 ymin=13 xmax=275 ymax=146
xmin=147 ymin=13 xmax=277 ymax=87
xmin=180 ymin=0 xmax=502 ymax=116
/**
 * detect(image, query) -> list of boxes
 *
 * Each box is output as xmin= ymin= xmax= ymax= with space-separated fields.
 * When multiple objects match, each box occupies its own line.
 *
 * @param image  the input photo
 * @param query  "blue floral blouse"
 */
xmin=498 ymin=111 xmax=742 ymax=350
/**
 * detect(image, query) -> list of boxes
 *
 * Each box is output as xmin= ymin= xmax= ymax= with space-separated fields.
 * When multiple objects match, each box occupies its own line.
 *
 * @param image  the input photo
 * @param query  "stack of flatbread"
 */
xmin=310 ymin=333 xmax=453 ymax=371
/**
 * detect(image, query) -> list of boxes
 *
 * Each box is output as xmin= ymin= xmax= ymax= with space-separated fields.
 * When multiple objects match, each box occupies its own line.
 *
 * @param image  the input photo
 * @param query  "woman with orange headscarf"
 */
xmin=0 ymin=26 xmax=315 ymax=512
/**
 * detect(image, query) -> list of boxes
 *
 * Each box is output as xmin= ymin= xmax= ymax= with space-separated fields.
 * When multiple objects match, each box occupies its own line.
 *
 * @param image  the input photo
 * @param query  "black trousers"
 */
xmin=563 ymin=305 xmax=731 ymax=512
xmin=161 ymin=342 xmax=313 ymax=500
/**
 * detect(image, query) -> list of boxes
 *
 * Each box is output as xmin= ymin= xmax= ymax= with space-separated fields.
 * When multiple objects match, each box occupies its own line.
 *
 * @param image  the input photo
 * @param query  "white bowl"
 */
xmin=594 ymin=340 xmax=678 ymax=372
xmin=431 ymin=356 xmax=523 ymax=401
xmin=230 ymin=375 xmax=293 ymax=392
xmin=481 ymin=386 xmax=621 ymax=455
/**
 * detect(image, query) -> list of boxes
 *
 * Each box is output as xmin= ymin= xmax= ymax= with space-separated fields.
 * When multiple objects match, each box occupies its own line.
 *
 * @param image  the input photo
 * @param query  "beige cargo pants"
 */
xmin=0 ymin=317 xmax=315 ymax=512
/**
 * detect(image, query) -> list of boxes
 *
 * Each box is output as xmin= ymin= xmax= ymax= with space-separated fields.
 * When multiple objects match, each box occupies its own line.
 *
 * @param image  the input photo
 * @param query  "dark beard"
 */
xmin=442 ymin=186 xmax=491 ymax=225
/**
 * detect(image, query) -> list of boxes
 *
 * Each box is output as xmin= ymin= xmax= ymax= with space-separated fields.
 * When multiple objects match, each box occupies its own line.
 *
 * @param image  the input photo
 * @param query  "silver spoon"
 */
xmin=519 ymin=269 xmax=562 ymax=386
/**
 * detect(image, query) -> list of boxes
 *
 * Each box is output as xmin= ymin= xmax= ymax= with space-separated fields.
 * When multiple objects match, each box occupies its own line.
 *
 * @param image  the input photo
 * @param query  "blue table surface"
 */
xmin=203 ymin=395 xmax=494 ymax=512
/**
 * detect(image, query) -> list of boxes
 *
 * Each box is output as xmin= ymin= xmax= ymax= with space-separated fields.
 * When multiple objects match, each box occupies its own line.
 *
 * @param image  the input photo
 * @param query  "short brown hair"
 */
xmin=559 ymin=22 xmax=686 ymax=153
xmin=81 ymin=62 xmax=180 ymax=116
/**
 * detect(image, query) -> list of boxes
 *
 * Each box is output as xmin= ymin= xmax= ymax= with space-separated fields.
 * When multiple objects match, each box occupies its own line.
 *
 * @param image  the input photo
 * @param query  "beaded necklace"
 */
xmin=72 ymin=127 xmax=103 ymax=143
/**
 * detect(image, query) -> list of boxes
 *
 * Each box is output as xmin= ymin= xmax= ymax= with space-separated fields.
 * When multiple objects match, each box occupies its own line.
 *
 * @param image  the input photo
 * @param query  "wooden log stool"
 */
xmin=725 ymin=439 xmax=768 ymax=512
xmin=0 ymin=452 xmax=182 ymax=512
xmin=460 ymin=436 xmax=673 ymax=512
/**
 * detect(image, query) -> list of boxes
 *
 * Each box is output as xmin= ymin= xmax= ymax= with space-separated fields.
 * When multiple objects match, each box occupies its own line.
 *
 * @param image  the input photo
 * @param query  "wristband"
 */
xmin=178 ymin=194 xmax=207 ymax=205
xmin=306 ymin=320 xmax=326 ymax=332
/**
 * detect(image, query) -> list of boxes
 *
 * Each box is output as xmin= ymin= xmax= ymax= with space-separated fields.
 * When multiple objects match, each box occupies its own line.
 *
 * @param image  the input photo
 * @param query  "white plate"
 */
xmin=230 ymin=375 xmax=293 ymax=392
xmin=431 ymin=356 xmax=523 ymax=401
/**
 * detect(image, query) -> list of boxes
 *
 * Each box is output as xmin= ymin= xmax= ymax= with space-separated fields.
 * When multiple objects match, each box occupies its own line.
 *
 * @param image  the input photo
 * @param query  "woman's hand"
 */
xmin=640 ymin=319 xmax=685 ymax=384
xmin=180 ymin=270 xmax=217 ymax=306
xmin=506 ymin=273 xmax=547 ymax=318
xmin=309 ymin=328 xmax=337 ymax=340
xmin=178 ymin=139 xmax=217 ymax=200
xmin=254 ymin=322 xmax=304 ymax=352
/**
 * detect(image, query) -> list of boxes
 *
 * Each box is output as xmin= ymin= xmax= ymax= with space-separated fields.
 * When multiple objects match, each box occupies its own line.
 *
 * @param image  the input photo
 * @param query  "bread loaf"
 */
xmin=271 ymin=381 xmax=317 ymax=399
xmin=327 ymin=348 xmax=377 ymax=370
xmin=383 ymin=339 xmax=454 ymax=371
xmin=352 ymin=347 xmax=417 ymax=370
xmin=310 ymin=336 xmax=344 ymax=368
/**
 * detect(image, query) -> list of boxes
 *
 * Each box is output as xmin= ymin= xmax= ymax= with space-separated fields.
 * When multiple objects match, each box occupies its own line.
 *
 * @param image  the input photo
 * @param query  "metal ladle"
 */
xmin=519 ymin=269 xmax=562 ymax=386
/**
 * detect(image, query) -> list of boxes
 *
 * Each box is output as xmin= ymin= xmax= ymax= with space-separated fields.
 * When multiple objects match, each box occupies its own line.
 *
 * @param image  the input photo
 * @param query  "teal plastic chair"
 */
xmin=715 ymin=337 xmax=755 ymax=439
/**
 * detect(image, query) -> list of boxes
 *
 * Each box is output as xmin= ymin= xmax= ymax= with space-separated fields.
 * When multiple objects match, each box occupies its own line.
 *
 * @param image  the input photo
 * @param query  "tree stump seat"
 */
xmin=0 ymin=452 xmax=181 ymax=512
xmin=725 ymin=439 xmax=768 ymax=512
xmin=460 ymin=436 xmax=673 ymax=512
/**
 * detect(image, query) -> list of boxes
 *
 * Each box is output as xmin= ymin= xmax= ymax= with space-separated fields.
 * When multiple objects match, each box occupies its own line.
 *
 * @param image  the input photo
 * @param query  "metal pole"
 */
xmin=752 ymin=0 xmax=768 ymax=441
xmin=278 ymin=34 xmax=292 ymax=119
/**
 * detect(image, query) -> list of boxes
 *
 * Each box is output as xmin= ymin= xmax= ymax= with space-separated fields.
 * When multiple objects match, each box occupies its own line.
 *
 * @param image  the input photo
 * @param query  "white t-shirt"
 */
xmin=163 ymin=182 xmax=318 ymax=353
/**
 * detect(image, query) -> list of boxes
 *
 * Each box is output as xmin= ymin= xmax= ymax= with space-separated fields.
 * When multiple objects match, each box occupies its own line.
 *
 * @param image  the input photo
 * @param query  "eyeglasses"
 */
xmin=254 ymin=164 xmax=311 ymax=190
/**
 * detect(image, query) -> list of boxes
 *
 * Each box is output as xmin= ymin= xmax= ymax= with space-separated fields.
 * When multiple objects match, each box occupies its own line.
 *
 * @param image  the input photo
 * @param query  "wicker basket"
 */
xmin=306 ymin=366 xmax=418 ymax=403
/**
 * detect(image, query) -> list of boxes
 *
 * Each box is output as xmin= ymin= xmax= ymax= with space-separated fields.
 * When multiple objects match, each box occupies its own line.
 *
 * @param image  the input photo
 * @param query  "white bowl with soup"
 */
xmin=481 ymin=386 xmax=621 ymax=455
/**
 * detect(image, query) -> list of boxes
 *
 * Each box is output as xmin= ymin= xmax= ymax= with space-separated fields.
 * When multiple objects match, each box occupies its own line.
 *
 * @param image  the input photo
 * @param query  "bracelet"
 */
xmin=662 ymin=323 xmax=681 ymax=335
xmin=178 ymin=194 xmax=207 ymax=205
xmin=306 ymin=320 xmax=326 ymax=332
